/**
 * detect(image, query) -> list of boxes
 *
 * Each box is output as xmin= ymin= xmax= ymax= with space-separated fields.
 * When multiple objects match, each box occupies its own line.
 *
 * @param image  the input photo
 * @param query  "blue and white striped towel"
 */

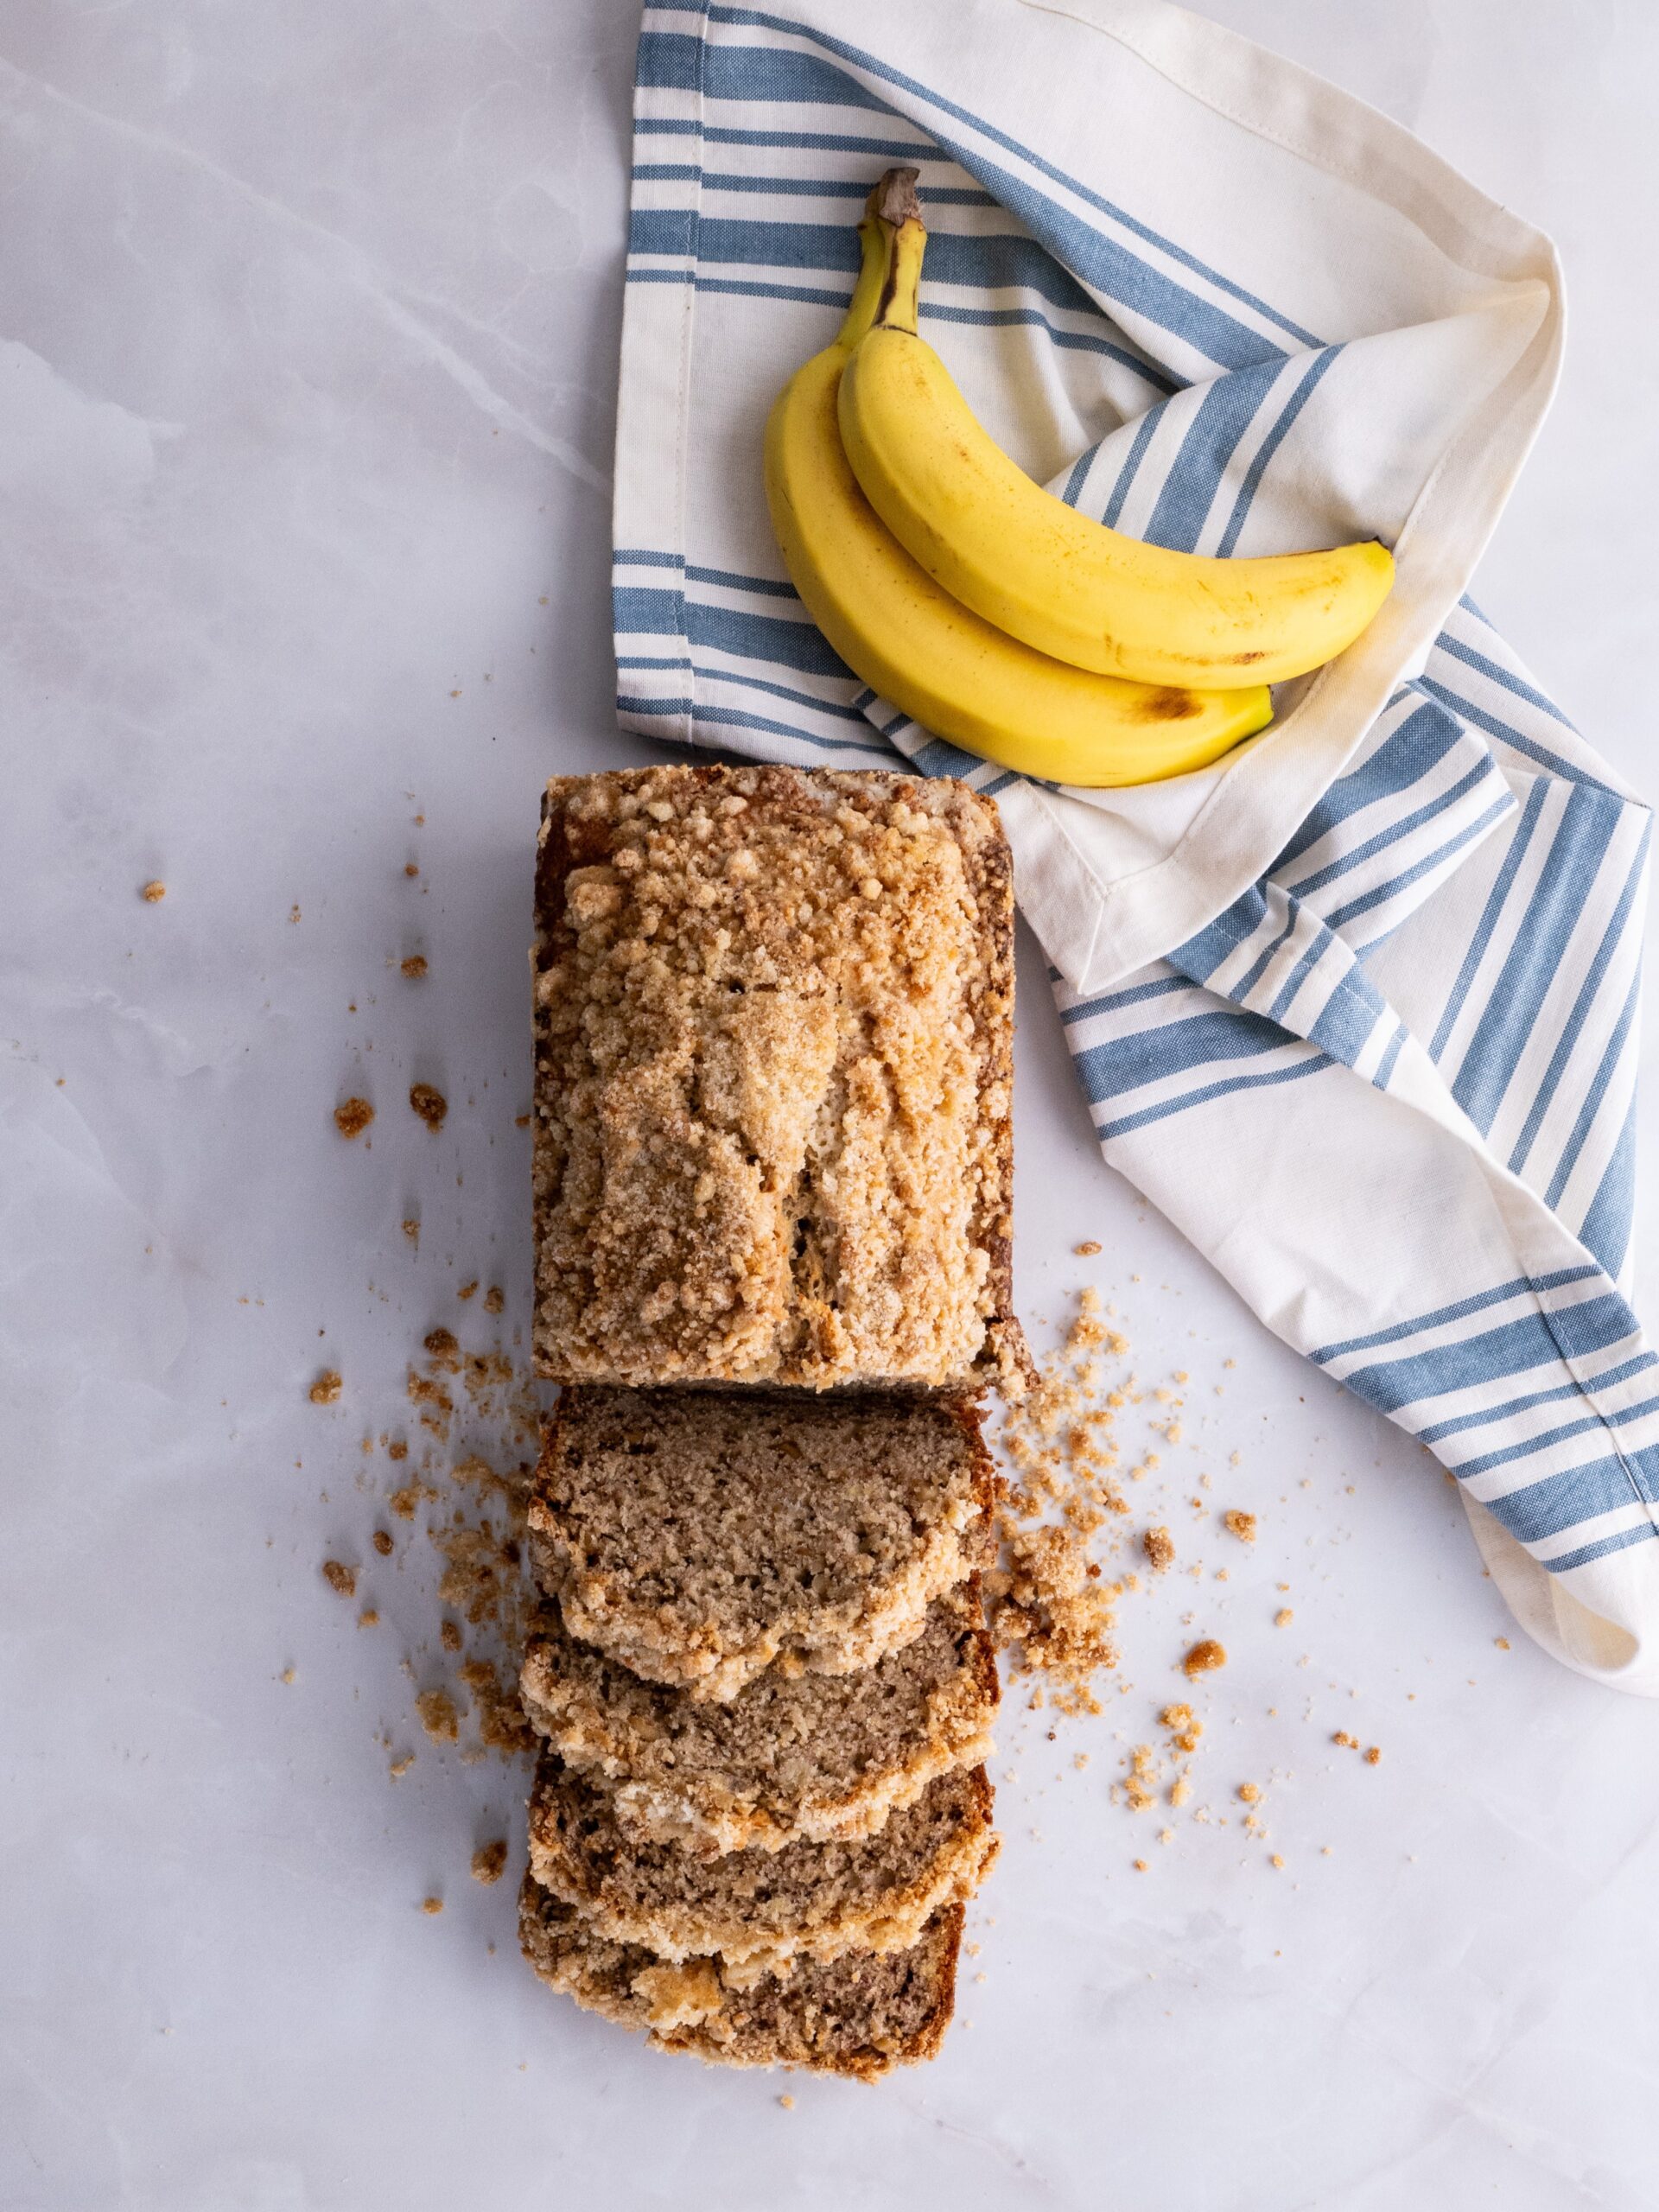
xmin=610 ymin=0 xmax=1659 ymax=1693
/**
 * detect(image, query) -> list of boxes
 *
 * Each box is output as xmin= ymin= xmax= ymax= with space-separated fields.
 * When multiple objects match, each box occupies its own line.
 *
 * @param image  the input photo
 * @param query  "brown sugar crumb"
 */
xmin=484 ymin=1287 xmax=505 ymax=1315
xmin=141 ymin=880 xmax=167 ymax=902
xmin=416 ymin=1688 xmax=459 ymax=1743
xmin=461 ymin=1658 xmax=537 ymax=1756
xmin=424 ymin=1327 xmax=459 ymax=1362
xmin=457 ymin=1281 xmax=479 ymax=1302
xmin=1133 ymin=1859 xmax=1148 ymax=1872
xmin=1274 ymin=1608 xmax=1294 ymax=1628
xmin=401 ymin=955 xmax=429 ymax=980
xmin=1270 ymin=1854 xmax=1286 ymax=1872
xmin=1160 ymin=1701 xmax=1202 ymax=1755
xmin=390 ymin=1485 xmax=422 ymax=1521
xmin=441 ymin=1620 xmax=463 ymax=1653
xmin=410 ymin=1083 xmax=448 ymax=1132
xmin=390 ymin=1753 xmax=415 ymax=1779
xmin=308 ymin=1370 xmax=343 ymax=1406
xmin=1142 ymin=1525 xmax=1175 ymax=1573
xmin=372 ymin=1530 xmax=394 ymax=1557
xmin=358 ymin=1609 xmax=379 ymax=1629
xmin=1495 ymin=1637 xmax=1510 ymax=1651
xmin=402 ymin=1219 xmax=420 ymax=1246
xmin=321 ymin=1560 xmax=357 ymax=1599
xmin=471 ymin=1840 xmax=509 ymax=1886
xmin=779 ymin=2094 xmax=796 ymax=2111
xmin=1333 ymin=1731 xmax=1358 ymax=1750
xmin=405 ymin=862 xmax=420 ymax=878
xmin=1122 ymin=1743 xmax=1160 ymax=1812
xmin=1181 ymin=1638 xmax=1227 ymax=1678
xmin=334 ymin=1096 xmax=374 ymax=1141
xmin=1074 ymin=1240 xmax=1102 ymax=1256
xmin=1223 ymin=1510 xmax=1256 ymax=1543
xmin=388 ymin=1440 xmax=409 ymax=1463
xmin=1237 ymin=1782 xmax=1261 ymax=1804
xmin=989 ymin=1523 xmax=1116 ymax=1715
xmin=1364 ymin=1745 xmax=1382 ymax=1765
xmin=422 ymin=1897 xmax=443 ymax=1916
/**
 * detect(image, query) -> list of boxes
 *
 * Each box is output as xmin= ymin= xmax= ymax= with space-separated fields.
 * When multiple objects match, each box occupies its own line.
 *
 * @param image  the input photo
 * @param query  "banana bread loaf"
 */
xmin=531 ymin=764 xmax=1024 ymax=1392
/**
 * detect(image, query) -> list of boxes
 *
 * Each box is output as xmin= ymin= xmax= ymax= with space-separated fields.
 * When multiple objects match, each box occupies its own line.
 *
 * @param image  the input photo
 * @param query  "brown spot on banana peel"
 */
xmin=1144 ymin=689 xmax=1204 ymax=722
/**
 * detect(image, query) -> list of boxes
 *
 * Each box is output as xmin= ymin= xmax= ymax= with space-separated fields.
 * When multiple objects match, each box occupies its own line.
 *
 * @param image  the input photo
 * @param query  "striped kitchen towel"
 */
xmin=610 ymin=0 xmax=1659 ymax=1692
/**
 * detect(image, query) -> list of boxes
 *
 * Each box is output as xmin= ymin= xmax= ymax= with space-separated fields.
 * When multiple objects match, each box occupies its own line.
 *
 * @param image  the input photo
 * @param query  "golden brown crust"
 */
xmin=531 ymin=765 xmax=1022 ymax=1391
xmin=518 ymin=1878 xmax=965 ymax=2079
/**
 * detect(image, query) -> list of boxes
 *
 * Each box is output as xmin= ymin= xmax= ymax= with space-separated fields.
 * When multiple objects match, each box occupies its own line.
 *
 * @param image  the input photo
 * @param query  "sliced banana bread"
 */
xmin=528 ymin=1751 xmax=995 ymax=1970
xmin=531 ymin=764 xmax=1025 ymax=1393
xmin=529 ymin=1386 xmax=995 ymax=1700
xmin=519 ymin=1581 xmax=998 ymax=1855
xmin=519 ymin=1878 xmax=963 ymax=2079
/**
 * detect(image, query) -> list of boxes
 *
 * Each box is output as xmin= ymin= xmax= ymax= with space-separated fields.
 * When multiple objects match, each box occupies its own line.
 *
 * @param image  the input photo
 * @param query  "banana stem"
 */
xmin=840 ymin=166 xmax=923 ymax=351
xmin=874 ymin=210 xmax=925 ymax=336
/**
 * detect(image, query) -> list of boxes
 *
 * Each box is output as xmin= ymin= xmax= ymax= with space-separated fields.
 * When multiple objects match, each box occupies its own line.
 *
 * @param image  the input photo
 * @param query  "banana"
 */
xmin=762 ymin=175 xmax=1273 ymax=791
xmin=837 ymin=184 xmax=1394 ymax=690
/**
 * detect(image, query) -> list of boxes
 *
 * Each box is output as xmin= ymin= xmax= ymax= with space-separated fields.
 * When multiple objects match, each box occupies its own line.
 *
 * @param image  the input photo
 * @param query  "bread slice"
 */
xmin=529 ymin=1386 xmax=995 ymax=1700
xmin=528 ymin=1751 xmax=996 ymax=1970
xmin=531 ymin=764 xmax=1025 ymax=1393
xmin=519 ymin=1581 xmax=998 ymax=1855
xmin=519 ymin=1878 xmax=963 ymax=2079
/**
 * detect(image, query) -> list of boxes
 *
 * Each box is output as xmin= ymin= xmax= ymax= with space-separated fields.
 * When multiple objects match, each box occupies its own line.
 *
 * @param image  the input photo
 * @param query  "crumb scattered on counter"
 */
xmin=372 ymin=1529 xmax=394 ymax=1557
xmin=417 ymin=1688 xmax=459 ymax=1743
xmin=458 ymin=1281 xmax=478 ymax=1302
xmin=1142 ymin=1526 xmax=1174 ymax=1573
xmin=1074 ymin=1240 xmax=1102 ymax=1256
xmin=485 ymin=1287 xmax=505 ymax=1314
xmin=422 ymin=1897 xmax=443 ymax=1916
xmin=334 ymin=1097 xmax=374 ymax=1140
xmin=1181 ymin=1638 xmax=1227 ymax=1678
xmin=309 ymin=1370 xmax=344 ymax=1406
xmin=410 ymin=1083 xmax=448 ymax=1132
xmin=1223 ymin=1510 xmax=1256 ymax=1543
xmin=142 ymin=880 xmax=166 ymax=903
xmin=1237 ymin=1782 xmax=1261 ymax=1803
xmin=401 ymin=955 xmax=429 ymax=980
xmin=358 ymin=1609 xmax=378 ymax=1629
xmin=1275 ymin=1608 xmax=1294 ymax=1628
xmin=390 ymin=1753 xmax=414 ymax=1779
xmin=322 ymin=1560 xmax=357 ymax=1598
xmin=471 ymin=1840 xmax=509 ymax=1886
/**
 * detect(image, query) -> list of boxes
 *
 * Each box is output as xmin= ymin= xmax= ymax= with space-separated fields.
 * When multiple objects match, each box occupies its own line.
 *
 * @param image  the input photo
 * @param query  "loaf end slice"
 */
xmin=519 ymin=1879 xmax=964 ymax=2079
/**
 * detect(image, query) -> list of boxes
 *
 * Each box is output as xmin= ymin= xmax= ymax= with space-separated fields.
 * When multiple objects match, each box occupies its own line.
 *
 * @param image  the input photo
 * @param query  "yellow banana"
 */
xmin=762 ymin=175 xmax=1273 ymax=790
xmin=837 ymin=187 xmax=1394 ymax=690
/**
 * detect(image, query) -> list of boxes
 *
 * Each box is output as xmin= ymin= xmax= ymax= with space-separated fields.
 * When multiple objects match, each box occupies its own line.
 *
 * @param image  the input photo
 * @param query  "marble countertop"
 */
xmin=3 ymin=4 xmax=1657 ymax=2207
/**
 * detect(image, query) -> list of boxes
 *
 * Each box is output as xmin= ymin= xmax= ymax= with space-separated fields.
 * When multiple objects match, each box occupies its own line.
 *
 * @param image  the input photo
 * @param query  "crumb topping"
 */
xmin=531 ymin=766 xmax=1017 ymax=1389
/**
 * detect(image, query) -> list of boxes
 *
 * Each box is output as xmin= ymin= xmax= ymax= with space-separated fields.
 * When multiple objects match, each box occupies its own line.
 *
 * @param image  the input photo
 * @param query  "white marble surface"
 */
xmin=3 ymin=4 xmax=1659 ymax=2207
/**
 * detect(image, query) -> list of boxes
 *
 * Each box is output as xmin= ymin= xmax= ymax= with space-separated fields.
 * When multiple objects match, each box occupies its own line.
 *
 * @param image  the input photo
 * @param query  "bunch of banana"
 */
xmin=763 ymin=168 xmax=1394 ymax=789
